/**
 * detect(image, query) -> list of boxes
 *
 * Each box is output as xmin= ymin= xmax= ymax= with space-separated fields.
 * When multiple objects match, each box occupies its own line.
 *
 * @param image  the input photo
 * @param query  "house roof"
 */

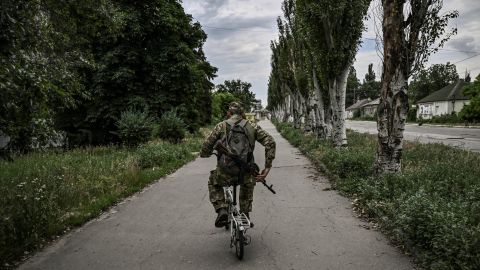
xmin=363 ymin=98 xmax=380 ymax=107
xmin=346 ymin=98 xmax=371 ymax=111
xmin=417 ymin=79 xmax=470 ymax=104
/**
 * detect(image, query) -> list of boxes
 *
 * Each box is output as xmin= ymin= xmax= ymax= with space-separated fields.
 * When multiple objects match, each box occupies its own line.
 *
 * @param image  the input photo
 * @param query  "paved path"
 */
xmin=347 ymin=120 xmax=480 ymax=153
xmin=20 ymin=120 xmax=413 ymax=270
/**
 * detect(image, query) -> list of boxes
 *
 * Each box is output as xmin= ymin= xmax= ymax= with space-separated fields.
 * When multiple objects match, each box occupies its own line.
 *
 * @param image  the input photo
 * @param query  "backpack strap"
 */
xmin=224 ymin=118 xmax=242 ymax=136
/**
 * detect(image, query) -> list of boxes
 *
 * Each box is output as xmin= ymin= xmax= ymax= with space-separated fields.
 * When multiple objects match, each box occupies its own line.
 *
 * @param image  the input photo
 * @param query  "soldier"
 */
xmin=200 ymin=102 xmax=276 ymax=227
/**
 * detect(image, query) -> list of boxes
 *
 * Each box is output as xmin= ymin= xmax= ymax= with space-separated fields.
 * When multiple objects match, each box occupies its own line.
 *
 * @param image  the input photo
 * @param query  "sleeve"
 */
xmin=200 ymin=122 xmax=225 ymax=157
xmin=251 ymin=122 xmax=276 ymax=168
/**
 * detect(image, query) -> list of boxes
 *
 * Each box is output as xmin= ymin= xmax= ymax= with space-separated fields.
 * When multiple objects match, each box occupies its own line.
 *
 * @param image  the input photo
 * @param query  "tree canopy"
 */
xmin=1 ymin=0 xmax=217 ymax=150
xmin=409 ymin=63 xmax=459 ymax=103
xmin=216 ymin=79 xmax=256 ymax=113
xmin=460 ymin=74 xmax=480 ymax=122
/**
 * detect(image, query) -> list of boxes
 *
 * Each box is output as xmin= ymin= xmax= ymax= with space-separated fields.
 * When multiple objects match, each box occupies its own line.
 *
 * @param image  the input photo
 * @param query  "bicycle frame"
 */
xmin=224 ymin=177 xmax=251 ymax=259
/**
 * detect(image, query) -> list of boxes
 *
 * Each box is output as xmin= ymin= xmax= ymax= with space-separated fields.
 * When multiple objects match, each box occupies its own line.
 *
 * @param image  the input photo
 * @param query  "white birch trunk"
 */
xmin=328 ymin=67 xmax=349 ymax=147
xmin=375 ymin=68 xmax=408 ymax=173
xmin=312 ymin=70 xmax=329 ymax=138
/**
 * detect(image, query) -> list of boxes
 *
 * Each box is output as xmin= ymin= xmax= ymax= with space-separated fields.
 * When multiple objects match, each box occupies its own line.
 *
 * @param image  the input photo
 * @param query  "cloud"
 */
xmin=183 ymin=0 xmax=281 ymax=106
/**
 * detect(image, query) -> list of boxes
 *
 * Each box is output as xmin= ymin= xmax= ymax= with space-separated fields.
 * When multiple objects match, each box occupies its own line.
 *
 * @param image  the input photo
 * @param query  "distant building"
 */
xmin=346 ymin=99 xmax=371 ymax=119
xmin=363 ymin=98 xmax=380 ymax=117
xmin=417 ymin=79 xmax=470 ymax=119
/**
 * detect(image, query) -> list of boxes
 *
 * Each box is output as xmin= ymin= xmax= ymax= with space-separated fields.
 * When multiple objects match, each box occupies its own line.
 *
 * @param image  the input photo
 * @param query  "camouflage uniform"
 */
xmin=200 ymin=114 xmax=276 ymax=214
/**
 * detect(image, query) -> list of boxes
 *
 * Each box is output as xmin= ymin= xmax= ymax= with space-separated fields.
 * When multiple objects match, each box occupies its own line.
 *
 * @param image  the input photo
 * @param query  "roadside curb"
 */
xmin=418 ymin=123 xmax=480 ymax=129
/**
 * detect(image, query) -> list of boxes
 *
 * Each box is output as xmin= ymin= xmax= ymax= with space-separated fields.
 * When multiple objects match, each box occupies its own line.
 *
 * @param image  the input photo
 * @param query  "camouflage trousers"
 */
xmin=208 ymin=168 xmax=256 ymax=213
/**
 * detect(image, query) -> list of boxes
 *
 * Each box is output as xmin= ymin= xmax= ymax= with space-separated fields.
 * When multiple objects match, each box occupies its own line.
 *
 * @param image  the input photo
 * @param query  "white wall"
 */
xmin=418 ymin=100 xmax=470 ymax=119
xmin=418 ymin=103 xmax=433 ymax=119
xmin=452 ymin=100 xmax=470 ymax=113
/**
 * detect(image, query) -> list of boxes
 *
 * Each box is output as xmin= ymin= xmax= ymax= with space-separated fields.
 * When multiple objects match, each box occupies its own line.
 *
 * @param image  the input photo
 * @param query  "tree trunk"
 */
xmin=305 ymin=96 xmax=314 ymax=132
xmin=375 ymin=0 xmax=409 ymax=174
xmin=312 ymin=70 xmax=329 ymax=138
xmin=328 ymin=66 xmax=349 ymax=147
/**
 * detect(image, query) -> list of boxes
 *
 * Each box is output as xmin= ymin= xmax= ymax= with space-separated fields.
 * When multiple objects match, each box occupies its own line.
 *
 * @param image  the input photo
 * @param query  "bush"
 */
xmin=407 ymin=107 xmax=417 ymax=122
xmin=429 ymin=113 xmax=463 ymax=124
xmin=152 ymin=111 xmax=186 ymax=143
xmin=115 ymin=110 xmax=154 ymax=146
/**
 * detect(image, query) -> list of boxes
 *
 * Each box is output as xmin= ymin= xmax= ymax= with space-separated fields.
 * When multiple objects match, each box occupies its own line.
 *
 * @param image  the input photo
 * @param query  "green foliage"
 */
xmin=1 ymin=0 xmax=216 ymax=149
xmin=407 ymin=107 xmax=417 ymax=122
xmin=460 ymin=74 xmax=480 ymax=122
xmin=274 ymin=121 xmax=480 ymax=269
xmin=410 ymin=63 xmax=459 ymax=103
xmin=115 ymin=110 xmax=154 ymax=146
xmin=424 ymin=113 xmax=463 ymax=124
xmin=0 ymin=129 xmax=207 ymax=266
xmin=346 ymin=66 xmax=360 ymax=107
xmin=0 ymin=0 xmax=102 ymax=151
xmin=296 ymin=0 xmax=371 ymax=79
xmin=152 ymin=111 xmax=187 ymax=143
xmin=358 ymin=63 xmax=381 ymax=100
xmin=211 ymin=92 xmax=237 ymax=122
xmin=216 ymin=80 xmax=256 ymax=112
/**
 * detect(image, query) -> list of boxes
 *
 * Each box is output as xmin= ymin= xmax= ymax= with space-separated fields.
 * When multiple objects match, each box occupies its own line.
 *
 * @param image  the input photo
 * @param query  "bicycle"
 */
xmin=213 ymin=142 xmax=276 ymax=260
xmin=224 ymin=177 xmax=252 ymax=260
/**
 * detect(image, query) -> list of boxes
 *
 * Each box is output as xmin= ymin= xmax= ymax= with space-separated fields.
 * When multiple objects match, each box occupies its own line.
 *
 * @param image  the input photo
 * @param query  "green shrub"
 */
xmin=407 ymin=107 xmax=417 ymax=122
xmin=153 ymin=111 xmax=187 ymax=143
xmin=429 ymin=113 xmax=462 ymax=124
xmin=116 ymin=110 xmax=154 ymax=146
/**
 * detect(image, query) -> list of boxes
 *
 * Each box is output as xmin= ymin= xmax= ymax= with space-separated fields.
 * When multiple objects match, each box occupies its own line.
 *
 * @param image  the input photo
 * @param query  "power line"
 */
xmin=453 ymin=53 xmax=480 ymax=64
xmin=361 ymin=37 xmax=480 ymax=54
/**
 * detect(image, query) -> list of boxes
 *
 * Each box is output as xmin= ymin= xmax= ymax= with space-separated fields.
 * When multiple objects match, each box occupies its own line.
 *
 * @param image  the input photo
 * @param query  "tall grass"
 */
xmin=0 ymin=129 xmax=207 ymax=267
xmin=275 ymin=121 xmax=480 ymax=270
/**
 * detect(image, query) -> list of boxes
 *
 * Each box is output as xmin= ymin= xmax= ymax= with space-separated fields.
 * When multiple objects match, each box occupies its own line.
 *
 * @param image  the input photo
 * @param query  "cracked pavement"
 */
xmin=19 ymin=120 xmax=413 ymax=270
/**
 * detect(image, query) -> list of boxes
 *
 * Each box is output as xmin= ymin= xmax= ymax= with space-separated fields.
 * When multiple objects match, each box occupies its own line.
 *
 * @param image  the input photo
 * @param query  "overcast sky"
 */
xmin=182 ymin=0 xmax=480 ymax=107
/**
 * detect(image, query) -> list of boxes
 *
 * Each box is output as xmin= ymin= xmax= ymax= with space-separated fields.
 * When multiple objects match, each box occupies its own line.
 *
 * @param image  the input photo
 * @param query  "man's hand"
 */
xmin=255 ymin=167 xmax=271 ymax=182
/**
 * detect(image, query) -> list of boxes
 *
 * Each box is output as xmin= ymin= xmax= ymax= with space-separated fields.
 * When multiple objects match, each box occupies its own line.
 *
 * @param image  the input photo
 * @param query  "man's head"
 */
xmin=227 ymin=102 xmax=244 ymax=116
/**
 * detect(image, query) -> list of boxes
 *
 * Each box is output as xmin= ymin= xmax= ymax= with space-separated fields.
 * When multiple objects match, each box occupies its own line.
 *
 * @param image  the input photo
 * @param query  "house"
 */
xmin=416 ymin=79 xmax=470 ymax=119
xmin=346 ymin=98 xmax=371 ymax=119
xmin=363 ymin=98 xmax=380 ymax=117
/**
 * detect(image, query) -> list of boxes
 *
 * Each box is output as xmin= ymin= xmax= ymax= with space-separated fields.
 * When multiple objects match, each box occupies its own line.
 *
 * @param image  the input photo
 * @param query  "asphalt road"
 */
xmin=347 ymin=120 xmax=480 ymax=153
xmin=20 ymin=120 xmax=413 ymax=270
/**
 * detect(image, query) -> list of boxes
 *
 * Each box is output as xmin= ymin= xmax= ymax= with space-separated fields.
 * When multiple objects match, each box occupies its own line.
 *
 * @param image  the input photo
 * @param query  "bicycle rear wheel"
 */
xmin=235 ymin=228 xmax=244 ymax=260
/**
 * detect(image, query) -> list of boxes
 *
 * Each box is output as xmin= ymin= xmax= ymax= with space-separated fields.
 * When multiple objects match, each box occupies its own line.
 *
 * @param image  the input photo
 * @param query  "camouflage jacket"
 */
xmin=200 ymin=114 xmax=276 ymax=168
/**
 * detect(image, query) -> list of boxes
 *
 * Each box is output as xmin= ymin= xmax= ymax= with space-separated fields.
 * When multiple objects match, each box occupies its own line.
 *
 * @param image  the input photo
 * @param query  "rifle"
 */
xmin=214 ymin=141 xmax=276 ymax=194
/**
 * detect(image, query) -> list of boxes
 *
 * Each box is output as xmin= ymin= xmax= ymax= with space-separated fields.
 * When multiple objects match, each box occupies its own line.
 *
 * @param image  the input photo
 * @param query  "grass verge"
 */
xmin=0 ymin=129 xmax=209 ymax=267
xmin=274 ymin=120 xmax=480 ymax=270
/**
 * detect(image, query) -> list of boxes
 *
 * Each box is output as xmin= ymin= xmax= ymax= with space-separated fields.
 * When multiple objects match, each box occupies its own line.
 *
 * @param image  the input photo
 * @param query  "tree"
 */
xmin=216 ymin=79 xmax=256 ymax=112
xmin=211 ymin=92 xmax=237 ymax=122
xmin=56 ymin=0 xmax=217 ymax=144
xmin=460 ymin=74 xmax=480 ymax=122
xmin=358 ymin=63 xmax=381 ymax=100
xmin=346 ymin=66 xmax=361 ymax=107
xmin=409 ymin=63 xmax=459 ymax=103
xmin=375 ymin=0 xmax=458 ymax=174
xmin=0 ymin=0 xmax=115 ymax=151
xmin=1 ymin=0 xmax=217 ymax=149
xmin=296 ymin=0 xmax=372 ymax=147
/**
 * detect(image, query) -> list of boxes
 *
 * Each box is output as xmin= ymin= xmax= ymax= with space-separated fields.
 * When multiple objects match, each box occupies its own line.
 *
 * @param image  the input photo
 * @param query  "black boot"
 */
xmin=215 ymin=208 xmax=228 ymax=228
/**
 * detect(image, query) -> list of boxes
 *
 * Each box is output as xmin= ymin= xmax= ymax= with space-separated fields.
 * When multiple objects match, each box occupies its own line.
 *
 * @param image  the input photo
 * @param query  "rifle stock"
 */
xmin=214 ymin=141 xmax=276 ymax=194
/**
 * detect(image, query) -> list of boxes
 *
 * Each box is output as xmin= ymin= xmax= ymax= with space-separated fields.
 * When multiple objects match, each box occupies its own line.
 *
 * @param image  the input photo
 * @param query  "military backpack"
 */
xmin=218 ymin=119 xmax=254 ymax=175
